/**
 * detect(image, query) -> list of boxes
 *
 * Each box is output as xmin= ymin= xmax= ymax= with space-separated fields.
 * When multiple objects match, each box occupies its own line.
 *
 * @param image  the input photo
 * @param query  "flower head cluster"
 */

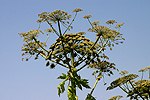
xmin=107 ymin=74 xmax=138 ymax=90
xmin=47 ymin=32 xmax=100 ymax=66
xmin=119 ymin=70 xmax=129 ymax=75
xmin=83 ymin=15 xmax=92 ymax=19
xmin=89 ymin=25 xmax=121 ymax=40
xmin=72 ymin=8 xmax=83 ymax=12
xmin=127 ymin=80 xmax=150 ymax=99
xmin=19 ymin=30 xmax=46 ymax=61
xmin=37 ymin=10 xmax=71 ymax=23
xmin=91 ymin=20 xmax=100 ymax=26
xmin=139 ymin=66 xmax=150 ymax=72
xmin=89 ymin=60 xmax=116 ymax=76
xmin=45 ymin=28 xmax=54 ymax=33
xmin=19 ymin=30 xmax=40 ymax=42
xmin=115 ymin=23 xmax=124 ymax=28
xmin=108 ymin=95 xmax=123 ymax=100
xmin=89 ymin=26 xmax=109 ymax=35
xmin=106 ymin=20 xmax=116 ymax=25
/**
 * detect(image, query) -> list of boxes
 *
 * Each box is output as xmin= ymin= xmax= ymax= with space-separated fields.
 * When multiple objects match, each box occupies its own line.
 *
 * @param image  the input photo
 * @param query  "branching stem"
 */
xmin=63 ymin=12 xmax=77 ymax=35
xmin=33 ymin=37 xmax=48 ymax=53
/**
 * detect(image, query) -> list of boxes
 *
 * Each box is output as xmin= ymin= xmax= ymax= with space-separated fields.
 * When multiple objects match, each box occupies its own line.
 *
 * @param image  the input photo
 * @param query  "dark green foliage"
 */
xmin=85 ymin=94 xmax=96 ymax=100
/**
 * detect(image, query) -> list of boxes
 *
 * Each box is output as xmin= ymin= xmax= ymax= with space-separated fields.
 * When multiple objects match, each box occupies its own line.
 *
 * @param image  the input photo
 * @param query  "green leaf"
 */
xmin=85 ymin=94 xmax=96 ymax=100
xmin=76 ymin=82 xmax=82 ymax=90
xmin=80 ymin=79 xmax=91 ymax=89
xmin=57 ymin=81 xmax=66 ymax=96
xmin=57 ymin=73 xmax=67 ymax=79
xmin=57 ymin=86 xmax=61 ymax=96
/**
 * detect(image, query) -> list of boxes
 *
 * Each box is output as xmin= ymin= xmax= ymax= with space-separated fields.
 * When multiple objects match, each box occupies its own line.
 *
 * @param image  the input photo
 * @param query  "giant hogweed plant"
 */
xmin=19 ymin=8 xmax=124 ymax=100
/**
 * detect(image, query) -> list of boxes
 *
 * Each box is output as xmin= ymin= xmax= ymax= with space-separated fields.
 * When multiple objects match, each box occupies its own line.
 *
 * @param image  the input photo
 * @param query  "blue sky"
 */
xmin=0 ymin=0 xmax=150 ymax=100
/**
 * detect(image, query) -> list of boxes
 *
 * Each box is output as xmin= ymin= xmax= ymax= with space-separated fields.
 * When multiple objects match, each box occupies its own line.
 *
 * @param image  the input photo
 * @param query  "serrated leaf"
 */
xmin=57 ymin=73 xmax=67 ymax=79
xmin=57 ymin=86 xmax=61 ymax=96
xmin=77 ymin=83 xmax=82 ymax=90
xmin=86 ymin=94 xmax=96 ymax=100
xmin=81 ymin=79 xmax=91 ymax=89
xmin=57 ymin=81 xmax=66 ymax=96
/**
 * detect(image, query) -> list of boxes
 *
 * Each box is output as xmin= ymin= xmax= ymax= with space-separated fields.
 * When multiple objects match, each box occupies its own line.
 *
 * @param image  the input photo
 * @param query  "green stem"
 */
xmin=119 ymin=85 xmax=128 ymax=94
xmin=149 ymin=69 xmax=150 ymax=79
xmin=90 ymin=77 xmax=100 ymax=95
xmin=141 ymin=72 xmax=144 ymax=80
xmin=33 ymin=37 xmax=48 ymax=53
xmin=76 ymin=35 xmax=101 ymax=67
xmin=58 ymin=20 xmax=62 ymax=36
xmin=68 ymin=70 xmax=77 ymax=100
xmin=46 ymin=20 xmax=60 ymax=36
xmin=77 ymin=39 xmax=109 ymax=72
xmin=70 ymin=50 xmax=77 ymax=98
xmin=57 ymin=20 xmax=71 ymax=69
xmin=129 ymin=81 xmax=145 ymax=100
xmin=75 ymin=18 xmax=102 ymax=66
xmin=123 ymin=83 xmax=130 ymax=92
xmin=71 ymin=49 xmax=75 ymax=67
xmin=63 ymin=12 xmax=77 ymax=35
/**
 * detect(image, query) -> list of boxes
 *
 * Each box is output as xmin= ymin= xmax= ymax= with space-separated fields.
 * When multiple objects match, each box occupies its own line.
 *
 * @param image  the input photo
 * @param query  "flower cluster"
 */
xmin=72 ymin=8 xmax=83 ymax=12
xmin=119 ymin=70 xmax=129 ymax=75
xmin=19 ymin=30 xmax=40 ymax=42
xmin=107 ymin=74 xmax=138 ymax=90
xmin=83 ymin=15 xmax=92 ymax=19
xmin=127 ymin=80 xmax=150 ymax=99
xmin=45 ymin=28 xmax=55 ymax=33
xmin=19 ymin=30 xmax=46 ymax=61
xmin=139 ymin=66 xmax=150 ymax=72
xmin=91 ymin=20 xmax=100 ymax=26
xmin=89 ymin=25 xmax=121 ymax=39
xmin=108 ymin=95 xmax=123 ymax=100
xmin=88 ymin=24 xmax=124 ymax=51
xmin=89 ymin=60 xmax=116 ymax=76
xmin=37 ymin=10 xmax=71 ymax=23
xmin=106 ymin=20 xmax=116 ymax=25
xmin=47 ymin=32 xmax=100 ymax=67
xmin=115 ymin=23 xmax=124 ymax=28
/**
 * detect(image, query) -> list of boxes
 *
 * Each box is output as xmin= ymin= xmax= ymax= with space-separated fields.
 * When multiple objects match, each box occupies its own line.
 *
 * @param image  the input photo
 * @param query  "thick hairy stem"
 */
xmin=71 ymin=50 xmax=77 ymax=98
xmin=68 ymin=71 xmax=77 ymax=100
